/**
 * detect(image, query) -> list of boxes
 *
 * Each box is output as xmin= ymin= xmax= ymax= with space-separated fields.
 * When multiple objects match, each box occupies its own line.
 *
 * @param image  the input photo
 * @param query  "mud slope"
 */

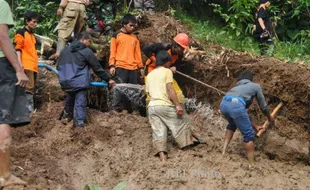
xmin=7 ymin=103 xmax=310 ymax=190
xmin=137 ymin=13 xmax=310 ymax=145
xmin=5 ymin=13 xmax=310 ymax=189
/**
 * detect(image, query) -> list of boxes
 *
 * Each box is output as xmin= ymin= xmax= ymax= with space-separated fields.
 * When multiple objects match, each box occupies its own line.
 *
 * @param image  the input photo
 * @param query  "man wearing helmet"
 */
xmin=142 ymin=33 xmax=189 ymax=104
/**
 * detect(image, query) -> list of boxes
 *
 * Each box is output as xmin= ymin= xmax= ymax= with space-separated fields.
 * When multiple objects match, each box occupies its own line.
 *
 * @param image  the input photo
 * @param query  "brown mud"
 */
xmin=5 ymin=13 xmax=310 ymax=189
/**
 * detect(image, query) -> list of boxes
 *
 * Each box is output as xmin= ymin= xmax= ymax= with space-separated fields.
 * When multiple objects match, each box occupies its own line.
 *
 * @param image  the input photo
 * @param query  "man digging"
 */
xmin=220 ymin=71 xmax=274 ymax=166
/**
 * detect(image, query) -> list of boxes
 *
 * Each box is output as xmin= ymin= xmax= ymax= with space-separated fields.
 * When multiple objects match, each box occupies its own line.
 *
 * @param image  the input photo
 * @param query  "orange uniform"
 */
xmin=109 ymin=31 xmax=143 ymax=70
xmin=14 ymin=28 xmax=38 ymax=72
xmin=142 ymin=43 xmax=181 ymax=75
xmin=145 ymin=49 xmax=179 ymax=74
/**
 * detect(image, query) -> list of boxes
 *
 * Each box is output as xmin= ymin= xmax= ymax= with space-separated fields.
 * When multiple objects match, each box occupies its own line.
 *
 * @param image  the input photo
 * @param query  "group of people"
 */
xmin=56 ymin=13 xmax=202 ymax=163
xmin=55 ymin=0 xmax=156 ymax=58
xmin=0 ymin=0 xmax=276 ymax=187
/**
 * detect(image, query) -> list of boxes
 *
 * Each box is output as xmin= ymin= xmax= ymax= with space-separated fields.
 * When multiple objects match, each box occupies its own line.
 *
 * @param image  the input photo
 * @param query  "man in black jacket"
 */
xmin=57 ymin=32 xmax=115 ymax=128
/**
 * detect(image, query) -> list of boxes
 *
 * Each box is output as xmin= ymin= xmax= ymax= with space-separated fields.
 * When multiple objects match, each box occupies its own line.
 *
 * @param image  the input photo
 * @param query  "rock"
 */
xmin=263 ymin=130 xmax=309 ymax=161
xmin=290 ymin=173 xmax=300 ymax=180
xmin=99 ymin=121 xmax=110 ymax=127
xmin=284 ymin=138 xmax=309 ymax=160
xmin=264 ymin=131 xmax=286 ymax=148
xmin=116 ymin=129 xmax=124 ymax=136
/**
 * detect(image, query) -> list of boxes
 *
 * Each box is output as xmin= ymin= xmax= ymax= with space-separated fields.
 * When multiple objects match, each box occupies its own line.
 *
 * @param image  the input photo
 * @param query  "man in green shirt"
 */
xmin=0 ymin=0 xmax=30 ymax=187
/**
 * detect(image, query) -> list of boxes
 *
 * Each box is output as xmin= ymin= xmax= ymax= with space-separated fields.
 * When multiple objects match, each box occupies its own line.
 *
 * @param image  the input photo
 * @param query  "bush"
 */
xmin=7 ymin=0 xmax=58 ymax=39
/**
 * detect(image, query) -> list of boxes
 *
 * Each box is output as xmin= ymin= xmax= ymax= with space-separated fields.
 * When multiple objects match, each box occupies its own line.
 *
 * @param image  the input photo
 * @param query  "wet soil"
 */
xmin=5 ymin=13 xmax=310 ymax=189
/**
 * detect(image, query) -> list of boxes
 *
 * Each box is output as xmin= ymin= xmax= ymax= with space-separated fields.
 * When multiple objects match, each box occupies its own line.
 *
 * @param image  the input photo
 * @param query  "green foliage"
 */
xmin=176 ymin=10 xmax=309 ymax=63
xmin=112 ymin=181 xmax=127 ymax=190
xmin=8 ymin=0 xmax=58 ymax=39
xmin=84 ymin=184 xmax=100 ymax=190
xmin=211 ymin=0 xmax=256 ymax=38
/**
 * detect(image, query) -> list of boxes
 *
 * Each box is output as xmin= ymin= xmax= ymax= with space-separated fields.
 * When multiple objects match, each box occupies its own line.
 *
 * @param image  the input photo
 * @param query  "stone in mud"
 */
xmin=99 ymin=121 xmax=110 ymax=127
xmin=284 ymin=138 xmax=309 ymax=160
xmin=263 ymin=130 xmax=309 ymax=161
xmin=116 ymin=129 xmax=124 ymax=136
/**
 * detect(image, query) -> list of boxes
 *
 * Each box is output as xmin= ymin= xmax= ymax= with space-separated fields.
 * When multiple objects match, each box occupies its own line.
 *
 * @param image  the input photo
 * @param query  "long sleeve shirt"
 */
xmin=226 ymin=79 xmax=270 ymax=116
xmin=14 ymin=28 xmax=38 ymax=72
xmin=109 ymin=31 xmax=143 ymax=70
xmin=142 ymin=43 xmax=182 ymax=74
xmin=57 ymin=40 xmax=110 ymax=91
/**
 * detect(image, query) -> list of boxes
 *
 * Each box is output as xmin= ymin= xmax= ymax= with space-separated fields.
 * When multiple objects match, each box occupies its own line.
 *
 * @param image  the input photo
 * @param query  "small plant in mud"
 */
xmin=84 ymin=184 xmax=99 ymax=190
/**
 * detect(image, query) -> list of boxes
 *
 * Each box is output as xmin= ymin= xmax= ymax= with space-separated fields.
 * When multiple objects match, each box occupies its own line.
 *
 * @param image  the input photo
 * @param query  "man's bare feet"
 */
xmin=0 ymin=174 xmax=27 ymax=187
xmin=159 ymin=152 xmax=167 ymax=162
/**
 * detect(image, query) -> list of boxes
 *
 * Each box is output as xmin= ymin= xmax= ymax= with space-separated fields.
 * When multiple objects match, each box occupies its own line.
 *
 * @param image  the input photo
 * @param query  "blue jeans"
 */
xmin=220 ymin=96 xmax=255 ymax=142
xmin=64 ymin=90 xmax=87 ymax=125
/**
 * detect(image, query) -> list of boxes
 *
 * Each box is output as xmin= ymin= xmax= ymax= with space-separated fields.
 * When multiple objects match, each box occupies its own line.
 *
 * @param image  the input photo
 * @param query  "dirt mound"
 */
xmin=8 ymin=103 xmax=310 ymax=189
xmin=177 ymin=50 xmax=310 ymax=142
xmin=138 ymin=13 xmax=310 ymax=156
xmin=5 ymin=13 xmax=310 ymax=189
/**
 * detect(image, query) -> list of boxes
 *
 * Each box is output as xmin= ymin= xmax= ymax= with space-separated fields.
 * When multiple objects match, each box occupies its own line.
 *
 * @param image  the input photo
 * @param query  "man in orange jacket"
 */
xmin=142 ymin=33 xmax=190 ymax=104
xmin=143 ymin=33 xmax=189 ymax=75
xmin=14 ymin=11 xmax=40 ymax=112
xmin=109 ymin=14 xmax=144 ymax=112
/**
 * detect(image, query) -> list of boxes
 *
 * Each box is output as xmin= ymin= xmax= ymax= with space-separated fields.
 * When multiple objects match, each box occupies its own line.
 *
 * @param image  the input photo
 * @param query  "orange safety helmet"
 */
xmin=173 ymin=33 xmax=190 ymax=49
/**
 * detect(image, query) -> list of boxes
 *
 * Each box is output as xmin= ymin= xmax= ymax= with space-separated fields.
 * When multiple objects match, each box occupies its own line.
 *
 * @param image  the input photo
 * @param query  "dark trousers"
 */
xmin=64 ymin=89 xmax=87 ymax=125
xmin=257 ymin=36 xmax=274 ymax=56
xmin=116 ymin=67 xmax=139 ymax=84
xmin=113 ymin=68 xmax=139 ymax=111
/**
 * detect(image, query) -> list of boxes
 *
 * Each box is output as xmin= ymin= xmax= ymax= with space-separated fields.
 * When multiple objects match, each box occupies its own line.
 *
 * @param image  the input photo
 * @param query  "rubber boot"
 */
xmin=56 ymin=38 xmax=66 ymax=57
xmin=222 ymin=129 xmax=234 ymax=155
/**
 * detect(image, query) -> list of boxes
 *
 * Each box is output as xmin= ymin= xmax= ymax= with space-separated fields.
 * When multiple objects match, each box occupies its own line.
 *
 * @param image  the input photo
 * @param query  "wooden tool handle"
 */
xmin=176 ymin=71 xmax=226 ymax=95
xmin=256 ymin=102 xmax=283 ymax=137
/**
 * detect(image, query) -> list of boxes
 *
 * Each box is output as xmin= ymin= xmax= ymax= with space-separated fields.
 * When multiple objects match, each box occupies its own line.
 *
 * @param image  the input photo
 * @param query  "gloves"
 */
xmin=260 ymin=29 xmax=270 ymax=39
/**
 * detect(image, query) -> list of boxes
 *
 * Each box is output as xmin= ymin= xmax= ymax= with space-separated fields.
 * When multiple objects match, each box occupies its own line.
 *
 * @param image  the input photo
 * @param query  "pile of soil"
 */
xmin=8 ymin=103 xmax=310 ymax=189
xmin=5 ymin=13 xmax=310 ymax=189
xmin=138 ymin=13 xmax=310 ymax=149
xmin=177 ymin=52 xmax=310 ymax=142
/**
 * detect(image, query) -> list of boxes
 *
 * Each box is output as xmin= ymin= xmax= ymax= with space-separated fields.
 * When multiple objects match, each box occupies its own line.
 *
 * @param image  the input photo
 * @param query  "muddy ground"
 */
xmin=5 ymin=13 xmax=310 ymax=189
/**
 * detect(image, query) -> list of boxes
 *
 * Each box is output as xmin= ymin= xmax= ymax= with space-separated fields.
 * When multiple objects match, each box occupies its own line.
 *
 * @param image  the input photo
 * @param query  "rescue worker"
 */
xmin=0 ymin=0 xmax=30 ymax=186
xmin=109 ymin=14 xmax=144 ymax=113
xmin=86 ymin=0 xmax=116 ymax=35
xmin=145 ymin=50 xmax=198 ymax=162
xmin=134 ymin=0 xmax=155 ymax=14
xmin=57 ymin=32 xmax=115 ymax=128
xmin=142 ymin=33 xmax=190 ymax=105
xmin=220 ymin=71 xmax=274 ymax=166
xmin=14 ymin=11 xmax=40 ymax=112
xmin=56 ymin=0 xmax=89 ymax=57
xmin=254 ymin=0 xmax=273 ymax=55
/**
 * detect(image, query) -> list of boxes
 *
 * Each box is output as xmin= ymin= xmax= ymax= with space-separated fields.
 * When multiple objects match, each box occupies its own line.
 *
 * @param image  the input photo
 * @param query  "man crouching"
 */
xmin=145 ymin=50 xmax=198 ymax=162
